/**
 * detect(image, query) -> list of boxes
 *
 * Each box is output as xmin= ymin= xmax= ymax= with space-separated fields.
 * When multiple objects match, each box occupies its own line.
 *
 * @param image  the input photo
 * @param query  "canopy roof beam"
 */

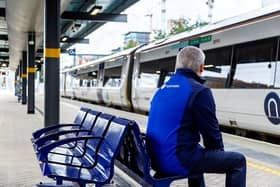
xmin=61 ymin=12 xmax=127 ymax=22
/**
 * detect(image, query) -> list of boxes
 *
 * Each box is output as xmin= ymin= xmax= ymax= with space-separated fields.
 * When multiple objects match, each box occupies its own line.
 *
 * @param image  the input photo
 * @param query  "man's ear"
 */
xmin=199 ymin=64 xmax=204 ymax=74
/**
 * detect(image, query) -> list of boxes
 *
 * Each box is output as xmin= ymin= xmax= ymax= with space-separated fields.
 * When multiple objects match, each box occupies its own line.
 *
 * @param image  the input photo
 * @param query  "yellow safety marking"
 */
xmin=21 ymin=74 xmax=27 ymax=78
xmin=44 ymin=48 xmax=60 ymax=58
xmin=247 ymin=160 xmax=280 ymax=176
xmin=28 ymin=67 xmax=36 ymax=73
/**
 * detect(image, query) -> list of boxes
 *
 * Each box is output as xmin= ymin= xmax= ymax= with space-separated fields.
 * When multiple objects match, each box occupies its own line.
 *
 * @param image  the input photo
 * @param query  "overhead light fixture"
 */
xmin=155 ymin=70 xmax=161 ymax=74
xmin=90 ymin=5 xmax=102 ymax=16
xmin=29 ymin=40 xmax=35 ymax=45
xmin=204 ymin=64 xmax=214 ymax=68
xmin=61 ymin=36 xmax=69 ymax=42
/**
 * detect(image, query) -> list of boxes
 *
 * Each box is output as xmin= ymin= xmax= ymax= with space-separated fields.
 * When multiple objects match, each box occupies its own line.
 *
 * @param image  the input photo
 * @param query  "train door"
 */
xmin=65 ymin=72 xmax=74 ymax=98
xmin=85 ymin=69 xmax=99 ymax=102
xmin=97 ymin=63 xmax=105 ymax=103
xmin=202 ymin=46 xmax=233 ymax=126
xmin=102 ymin=57 xmax=124 ymax=106
xmin=229 ymin=37 xmax=279 ymax=135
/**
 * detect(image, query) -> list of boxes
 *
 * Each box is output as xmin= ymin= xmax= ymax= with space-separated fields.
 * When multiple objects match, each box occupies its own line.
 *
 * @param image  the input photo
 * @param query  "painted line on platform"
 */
xmin=247 ymin=160 xmax=280 ymax=176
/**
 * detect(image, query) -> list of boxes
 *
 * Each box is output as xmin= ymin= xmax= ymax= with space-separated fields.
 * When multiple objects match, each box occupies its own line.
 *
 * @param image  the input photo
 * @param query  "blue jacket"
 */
xmin=146 ymin=68 xmax=224 ymax=176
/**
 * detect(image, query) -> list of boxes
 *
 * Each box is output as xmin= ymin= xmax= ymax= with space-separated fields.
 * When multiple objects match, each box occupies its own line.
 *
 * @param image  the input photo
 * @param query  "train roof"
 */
xmin=138 ymin=4 xmax=280 ymax=52
xmin=61 ymin=45 xmax=142 ymax=73
xmin=61 ymin=5 xmax=280 ymax=74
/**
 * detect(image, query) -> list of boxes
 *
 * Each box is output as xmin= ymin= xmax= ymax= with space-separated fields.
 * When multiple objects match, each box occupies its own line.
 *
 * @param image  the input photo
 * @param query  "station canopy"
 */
xmin=4 ymin=0 xmax=139 ymax=70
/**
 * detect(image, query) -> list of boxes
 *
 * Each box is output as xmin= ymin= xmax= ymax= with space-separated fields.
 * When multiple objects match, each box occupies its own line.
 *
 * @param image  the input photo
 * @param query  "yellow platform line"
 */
xmin=247 ymin=160 xmax=280 ymax=176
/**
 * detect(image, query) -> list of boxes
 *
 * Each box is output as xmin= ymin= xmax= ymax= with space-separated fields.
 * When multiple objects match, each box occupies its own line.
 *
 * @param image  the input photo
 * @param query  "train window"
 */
xmin=103 ymin=66 xmax=122 ymax=87
xmin=203 ymin=46 xmax=232 ymax=88
xmin=137 ymin=73 xmax=159 ymax=88
xmin=87 ymin=80 xmax=91 ymax=87
xmin=232 ymin=62 xmax=276 ymax=88
xmin=92 ymin=79 xmax=98 ymax=87
xmin=232 ymin=38 xmax=277 ymax=88
xmin=138 ymin=57 xmax=176 ymax=88
xmin=104 ymin=78 xmax=121 ymax=87
xmin=236 ymin=38 xmax=276 ymax=63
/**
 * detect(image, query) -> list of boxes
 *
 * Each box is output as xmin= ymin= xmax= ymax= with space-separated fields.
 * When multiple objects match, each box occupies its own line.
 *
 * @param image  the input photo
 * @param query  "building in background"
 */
xmin=124 ymin=31 xmax=150 ymax=47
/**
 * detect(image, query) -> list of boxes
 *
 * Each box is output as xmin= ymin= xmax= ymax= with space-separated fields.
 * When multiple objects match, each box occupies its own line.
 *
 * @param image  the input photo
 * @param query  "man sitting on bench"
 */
xmin=146 ymin=46 xmax=246 ymax=187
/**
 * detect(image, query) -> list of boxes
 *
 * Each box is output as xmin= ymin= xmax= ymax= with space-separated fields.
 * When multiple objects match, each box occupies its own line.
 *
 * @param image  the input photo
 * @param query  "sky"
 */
xmin=62 ymin=0 xmax=265 ymax=66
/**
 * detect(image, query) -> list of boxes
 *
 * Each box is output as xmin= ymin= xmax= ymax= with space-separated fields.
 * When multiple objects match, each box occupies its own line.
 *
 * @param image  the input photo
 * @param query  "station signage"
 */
xmin=189 ymin=35 xmax=212 ymax=45
xmin=171 ymin=35 xmax=212 ymax=49
xmin=68 ymin=48 xmax=76 ymax=56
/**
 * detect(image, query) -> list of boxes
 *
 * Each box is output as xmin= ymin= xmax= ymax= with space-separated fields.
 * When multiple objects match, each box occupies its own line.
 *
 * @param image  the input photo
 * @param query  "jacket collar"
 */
xmin=176 ymin=68 xmax=206 ymax=84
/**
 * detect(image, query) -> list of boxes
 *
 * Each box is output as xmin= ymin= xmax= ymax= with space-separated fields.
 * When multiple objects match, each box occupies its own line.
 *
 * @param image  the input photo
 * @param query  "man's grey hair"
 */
xmin=175 ymin=46 xmax=205 ymax=72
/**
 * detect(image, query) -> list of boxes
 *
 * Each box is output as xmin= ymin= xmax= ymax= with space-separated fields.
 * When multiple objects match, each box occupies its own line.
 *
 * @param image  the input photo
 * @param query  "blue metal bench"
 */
xmin=116 ymin=121 xmax=188 ymax=187
xmin=32 ymin=107 xmax=90 ymax=141
xmin=34 ymin=115 xmax=131 ymax=187
xmin=36 ymin=113 xmax=115 ymax=162
xmin=32 ymin=109 xmax=101 ymax=152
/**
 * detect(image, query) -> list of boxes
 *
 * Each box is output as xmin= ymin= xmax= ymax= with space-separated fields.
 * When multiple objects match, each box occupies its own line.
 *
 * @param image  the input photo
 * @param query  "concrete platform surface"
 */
xmin=0 ymin=90 xmax=279 ymax=187
xmin=0 ymin=91 xmax=48 ymax=186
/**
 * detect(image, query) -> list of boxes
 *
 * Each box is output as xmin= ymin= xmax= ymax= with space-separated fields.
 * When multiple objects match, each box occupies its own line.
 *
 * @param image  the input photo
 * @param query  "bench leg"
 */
xmin=36 ymin=180 xmax=76 ymax=187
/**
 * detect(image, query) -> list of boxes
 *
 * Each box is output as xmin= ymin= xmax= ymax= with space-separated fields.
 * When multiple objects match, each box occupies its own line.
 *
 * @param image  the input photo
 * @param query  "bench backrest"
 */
xmin=78 ymin=109 xmax=101 ymax=135
xmin=86 ymin=113 xmax=115 ymax=159
xmin=73 ymin=107 xmax=90 ymax=125
xmin=123 ymin=122 xmax=151 ymax=177
xmin=118 ymin=122 xmax=185 ymax=186
xmin=90 ymin=113 xmax=115 ymax=137
xmin=91 ymin=117 xmax=130 ymax=183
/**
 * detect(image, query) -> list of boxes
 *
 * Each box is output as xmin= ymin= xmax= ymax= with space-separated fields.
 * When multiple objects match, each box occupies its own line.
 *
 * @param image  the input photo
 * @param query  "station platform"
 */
xmin=0 ymin=90 xmax=279 ymax=186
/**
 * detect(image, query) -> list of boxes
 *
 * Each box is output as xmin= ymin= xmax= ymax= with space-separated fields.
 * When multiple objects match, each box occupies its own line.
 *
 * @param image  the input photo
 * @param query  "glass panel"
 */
xmin=202 ymin=46 xmax=232 ymax=88
xmin=103 ymin=66 xmax=122 ymax=87
xmin=236 ymin=38 xmax=276 ymax=63
xmin=232 ymin=62 xmax=275 ymax=88
xmin=92 ymin=79 xmax=98 ymax=87
xmin=137 ymin=73 xmax=159 ymax=88
xmin=104 ymin=78 xmax=121 ymax=87
xmin=203 ymin=65 xmax=231 ymax=88
xmin=232 ymin=37 xmax=278 ymax=89
xmin=138 ymin=57 xmax=176 ymax=88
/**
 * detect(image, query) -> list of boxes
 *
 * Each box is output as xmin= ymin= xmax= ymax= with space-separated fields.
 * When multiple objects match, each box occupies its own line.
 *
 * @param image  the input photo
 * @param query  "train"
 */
xmin=60 ymin=6 xmax=280 ymax=138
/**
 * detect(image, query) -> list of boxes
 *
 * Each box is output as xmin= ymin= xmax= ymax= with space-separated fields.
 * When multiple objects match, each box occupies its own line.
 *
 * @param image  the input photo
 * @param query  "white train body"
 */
xmin=61 ymin=6 xmax=280 ymax=136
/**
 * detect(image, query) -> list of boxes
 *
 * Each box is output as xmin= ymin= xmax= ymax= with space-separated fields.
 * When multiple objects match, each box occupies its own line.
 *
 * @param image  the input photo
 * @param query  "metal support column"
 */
xmin=21 ymin=51 xmax=27 ymax=105
xmin=28 ymin=32 xmax=36 ymax=114
xmin=44 ymin=0 xmax=60 ymax=127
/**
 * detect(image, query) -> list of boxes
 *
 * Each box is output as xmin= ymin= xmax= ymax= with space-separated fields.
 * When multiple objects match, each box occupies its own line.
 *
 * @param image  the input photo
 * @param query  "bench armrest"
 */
xmin=34 ymin=129 xmax=91 ymax=149
xmin=32 ymin=123 xmax=80 ymax=139
xmin=37 ymin=136 xmax=103 ymax=160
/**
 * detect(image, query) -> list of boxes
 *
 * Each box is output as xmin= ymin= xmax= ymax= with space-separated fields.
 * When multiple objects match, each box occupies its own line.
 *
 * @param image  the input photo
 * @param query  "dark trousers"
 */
xmin=188 ymin=150 xmax=246 ymax=187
